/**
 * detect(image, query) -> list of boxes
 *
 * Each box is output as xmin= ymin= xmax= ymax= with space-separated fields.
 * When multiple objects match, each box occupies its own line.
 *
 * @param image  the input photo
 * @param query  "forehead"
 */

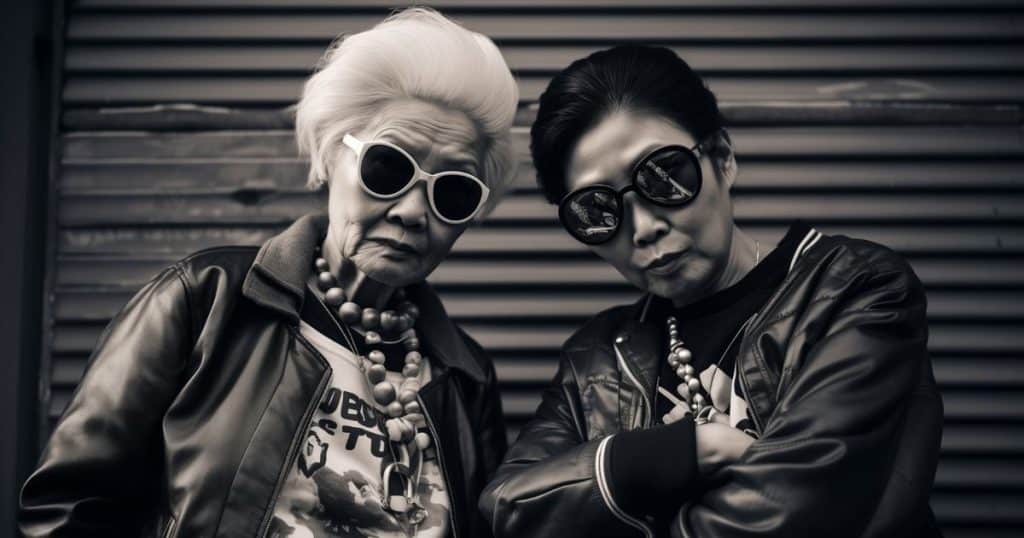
xmin=566 ymin=110 xmax=697 ymax=191
xmin=366 ymin=99 xmax=483 ymax=168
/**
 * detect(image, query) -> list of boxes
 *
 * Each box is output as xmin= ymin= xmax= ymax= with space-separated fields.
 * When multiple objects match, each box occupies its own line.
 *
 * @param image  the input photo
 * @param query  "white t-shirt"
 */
xmin=269 ymin=321 xmax=451 ymax=538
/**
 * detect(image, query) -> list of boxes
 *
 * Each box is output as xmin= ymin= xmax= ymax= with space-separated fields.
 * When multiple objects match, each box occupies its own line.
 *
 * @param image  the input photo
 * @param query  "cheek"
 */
xmin=593 ymin=240 xmax=643 ymax=280
xmin=328 ymin=180 xmax=388 ymax=228
xmin=424 ymin=223 xmax=465 ymax=262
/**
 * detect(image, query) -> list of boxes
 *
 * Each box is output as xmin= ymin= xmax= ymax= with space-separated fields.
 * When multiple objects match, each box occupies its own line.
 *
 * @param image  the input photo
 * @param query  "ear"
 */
xmin=711 ymin=130 xmax=738 ymax=190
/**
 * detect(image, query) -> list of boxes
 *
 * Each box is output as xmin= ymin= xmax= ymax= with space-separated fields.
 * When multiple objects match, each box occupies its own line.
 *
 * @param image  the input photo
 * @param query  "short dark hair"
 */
xmin=530 ymin=45 xmax=725 ymax=204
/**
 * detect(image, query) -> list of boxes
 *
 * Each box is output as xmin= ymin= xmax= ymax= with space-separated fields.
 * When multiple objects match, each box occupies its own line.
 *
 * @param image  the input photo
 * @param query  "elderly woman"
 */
xmin=21 ymin=8 xmax=517 ymax=538
xmin=481 ymin=45 xmax=943 ymax=537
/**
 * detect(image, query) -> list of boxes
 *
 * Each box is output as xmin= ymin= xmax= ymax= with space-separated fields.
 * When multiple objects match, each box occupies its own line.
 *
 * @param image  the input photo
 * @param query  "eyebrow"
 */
xmin=376 ymin=131 xmax=480 ymax=174
xmin=573 ymin=142 xmax=665 ymax=190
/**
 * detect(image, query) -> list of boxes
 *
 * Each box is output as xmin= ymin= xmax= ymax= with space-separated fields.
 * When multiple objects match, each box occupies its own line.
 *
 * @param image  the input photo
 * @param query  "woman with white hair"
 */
xmin=20 ymin=8 xmax=518 ymax=537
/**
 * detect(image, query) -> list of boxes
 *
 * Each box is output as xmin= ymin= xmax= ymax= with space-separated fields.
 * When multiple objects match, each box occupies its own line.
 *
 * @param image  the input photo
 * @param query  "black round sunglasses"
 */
xmin=558 ymin=142 xmax=705 ymax=245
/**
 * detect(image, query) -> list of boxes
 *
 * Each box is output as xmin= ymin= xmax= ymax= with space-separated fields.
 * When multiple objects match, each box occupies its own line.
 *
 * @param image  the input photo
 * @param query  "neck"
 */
xmin=712 ymin=226 xmax=759 ymax=293
xmin=322 ymin=227 xmax=398 ymax=311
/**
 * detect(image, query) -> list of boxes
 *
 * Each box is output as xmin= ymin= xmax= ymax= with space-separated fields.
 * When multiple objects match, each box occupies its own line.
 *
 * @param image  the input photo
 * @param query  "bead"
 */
xmin=362 ymin=308 xmax=380 ymax=330
xmin=395 ymin=314 xmax=412 ymax=333
xmin=387 ymin=401 xmax=404 ymax=417
xmin=364 ymin=331 xmax=382 ymax=346
xmin=324 ymin=287 xmax=346 ymax=307
xmin=398 ymin=389 xmax=417 ymax=404
xmin=404 ymin=304 xmax=420 ymax=320
xmin=693 ymin=393 xmax=706 ymax=406
xmin=315 ymin=257 xmax=330 ymax=272
xmin=405 ymin=351 xmax=422 ymax=364
xmin=683 ymin=364 xmax=696 ymax=377
xmin=401 ymin=379 xmax=420 ymax=393
xmin=368 ymin=350 xmax=386 ymax=364
xmin=667 ymin=356 xmax=680 ymax=368
xmin=415 ymin=432 xmax=431 ymax=450
xmin=401 ymin=328 xmax=417 ymax=340
xmin=373 ymin=382 xmax=396 ymax=405
xmin=380 ymin=311 xmax=399 ymax=333
xmin=338 ymin=302 xmax=361 ymax=324
xmin=405 ymin=413 xmax=425 ymax=427
xmin=403 ymin=337 xmax=420 ymax=351
xmin=317 ymin=271 xmax=335 ymax=288
xmin=404 ymin=401 xmax=421 ymax=415
xmin=675 ymin=348 xmax=692 ymax=363
xmin=676 ymin=366 xmax=688 ymax=379
xmin=367 ymin=364 xmax=387 ymax=384
xmin=615 ymin=335 xmax=627 ymax=344
xmin=687 ymin=378 xmax=702 ymax=393
xmin=402 ymin=363 xmax=420 ymax=378
xmin=385 ymin=418 xmax=404 ymax=441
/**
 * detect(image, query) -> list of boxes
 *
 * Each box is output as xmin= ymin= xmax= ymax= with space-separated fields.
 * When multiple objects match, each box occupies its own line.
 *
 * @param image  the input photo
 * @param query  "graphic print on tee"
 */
xmin=270 ymin=322 xmax=450 ymax=538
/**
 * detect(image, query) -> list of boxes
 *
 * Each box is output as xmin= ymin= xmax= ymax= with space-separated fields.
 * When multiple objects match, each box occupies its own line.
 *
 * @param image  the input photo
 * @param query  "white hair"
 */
xmin=295 ymin=7 xmax=519 ymax=215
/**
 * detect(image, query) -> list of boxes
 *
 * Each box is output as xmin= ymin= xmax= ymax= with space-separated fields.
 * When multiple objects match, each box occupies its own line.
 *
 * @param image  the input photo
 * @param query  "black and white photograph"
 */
xmin=1 ymin=1 xmax=1022 ymax=537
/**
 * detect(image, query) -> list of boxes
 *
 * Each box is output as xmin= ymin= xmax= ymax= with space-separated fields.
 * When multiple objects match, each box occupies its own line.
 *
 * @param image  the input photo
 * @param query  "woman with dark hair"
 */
xmin=480 ymin=45 xmax=943 ymax=537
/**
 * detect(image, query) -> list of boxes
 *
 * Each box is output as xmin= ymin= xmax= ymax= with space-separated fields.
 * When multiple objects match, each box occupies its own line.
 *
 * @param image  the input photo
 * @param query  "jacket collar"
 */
xmin=242 ymin=213 xmax=486 ymax=383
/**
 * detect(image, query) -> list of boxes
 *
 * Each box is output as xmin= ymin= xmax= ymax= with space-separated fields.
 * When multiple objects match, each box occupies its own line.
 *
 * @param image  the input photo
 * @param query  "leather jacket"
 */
xmin=20 ymin=214 xmax=507 ymax=538
xmin=480 ymin=229 xmax=943 ymax=538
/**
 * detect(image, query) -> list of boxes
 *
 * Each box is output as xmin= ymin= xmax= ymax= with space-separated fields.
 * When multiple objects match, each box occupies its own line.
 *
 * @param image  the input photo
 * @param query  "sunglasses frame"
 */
xmin=343 ymin=133 xmax=490 ymax=225
xmin=558 ymin=142 xmax=706 ymax=245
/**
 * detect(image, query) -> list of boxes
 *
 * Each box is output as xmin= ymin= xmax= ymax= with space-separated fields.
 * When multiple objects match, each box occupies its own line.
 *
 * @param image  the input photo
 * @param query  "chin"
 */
xmin=646 ymin=272 xmax=710 ymax=303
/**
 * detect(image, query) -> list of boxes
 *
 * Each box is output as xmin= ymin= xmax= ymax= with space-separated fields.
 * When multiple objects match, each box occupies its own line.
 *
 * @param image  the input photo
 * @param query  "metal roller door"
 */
xmin=44 ymin=1 xmax=1024 ymax=536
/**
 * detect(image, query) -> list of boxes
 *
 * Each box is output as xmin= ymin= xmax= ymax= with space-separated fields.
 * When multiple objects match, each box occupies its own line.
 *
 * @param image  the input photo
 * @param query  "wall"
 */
xmin=42 ymin=1 xmax=1024 ymax=536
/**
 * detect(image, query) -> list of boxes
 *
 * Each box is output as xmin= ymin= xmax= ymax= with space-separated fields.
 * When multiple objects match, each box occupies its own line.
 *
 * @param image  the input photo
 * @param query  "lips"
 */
xmin=370 ymin=237 xmax=422 ymax=255
xmin=643 ymin=250 xmax=686 ymax=275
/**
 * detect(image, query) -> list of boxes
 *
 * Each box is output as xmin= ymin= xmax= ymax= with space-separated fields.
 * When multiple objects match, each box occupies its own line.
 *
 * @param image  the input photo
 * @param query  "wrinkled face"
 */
xmin=565 ymin=109 xmax=736 ymax=302
xmin=326 ymin=99 xmax=485 ymax=286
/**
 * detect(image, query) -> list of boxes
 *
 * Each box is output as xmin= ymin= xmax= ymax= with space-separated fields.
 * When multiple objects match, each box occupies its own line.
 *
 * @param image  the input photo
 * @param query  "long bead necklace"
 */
xmin=312 ymin=255 xmax=430 ymax=528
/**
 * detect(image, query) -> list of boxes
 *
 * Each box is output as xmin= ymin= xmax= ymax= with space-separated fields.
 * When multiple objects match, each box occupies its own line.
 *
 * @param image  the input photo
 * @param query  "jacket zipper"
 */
xmin=257 ymin=333 xmax=332 ymax=537
xmin=417 ymin=392 xmax=459 ymax=538
xmin=608 ymin=340 xmax=655 ymax=537
xmin=613 ymin=339 xmax=653 ymax=428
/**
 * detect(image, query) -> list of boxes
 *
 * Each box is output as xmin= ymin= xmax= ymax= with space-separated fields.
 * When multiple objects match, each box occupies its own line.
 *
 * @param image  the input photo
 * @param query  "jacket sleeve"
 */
xmin=672 ymin=255 xmax=939 ymax=538
xmin=20 ymin=266 xmax=195 ymax=537
xmin=479 ymin=354 xmax=651 ymax=538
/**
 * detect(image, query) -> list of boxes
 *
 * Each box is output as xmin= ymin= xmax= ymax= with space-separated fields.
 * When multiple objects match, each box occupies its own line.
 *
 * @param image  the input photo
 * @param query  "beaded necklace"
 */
xmin=311 ymin=253 xmax=430 ymax=531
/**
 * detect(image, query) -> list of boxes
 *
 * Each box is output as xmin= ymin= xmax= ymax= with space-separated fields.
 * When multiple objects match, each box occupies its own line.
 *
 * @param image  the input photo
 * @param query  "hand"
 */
xmin=696 ymin=422 xmax=754 ymax=477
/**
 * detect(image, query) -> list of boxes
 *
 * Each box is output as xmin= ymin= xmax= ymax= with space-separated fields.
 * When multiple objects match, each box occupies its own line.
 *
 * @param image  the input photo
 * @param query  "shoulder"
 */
xmin=800 ymin=232 xmax=922 ymax=294
xmin=171 ymin=245 xmax=261 ymax=290
xmin=562 ymin=300 xmax=642 ymax=353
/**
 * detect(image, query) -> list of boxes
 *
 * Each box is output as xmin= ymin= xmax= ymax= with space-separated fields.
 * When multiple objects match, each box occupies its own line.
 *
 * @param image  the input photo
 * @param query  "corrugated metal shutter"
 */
xmin=47 ymin=1 xmax=1023 ymax=536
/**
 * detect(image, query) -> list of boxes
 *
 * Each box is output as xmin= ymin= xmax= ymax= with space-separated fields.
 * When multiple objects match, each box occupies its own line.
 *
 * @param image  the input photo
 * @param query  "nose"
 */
xmin=626 ymin=194 xmax=669 ymax=247
xmin=386 ymin=180 xmax=429 ymax=231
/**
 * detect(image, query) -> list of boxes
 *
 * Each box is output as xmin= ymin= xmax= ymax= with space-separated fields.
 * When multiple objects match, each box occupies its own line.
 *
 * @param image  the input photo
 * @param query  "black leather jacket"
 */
xmin=481 ymin=229 xmax=943 ymax=538
xmin=20 ymin=214 xmax=507 ymax=538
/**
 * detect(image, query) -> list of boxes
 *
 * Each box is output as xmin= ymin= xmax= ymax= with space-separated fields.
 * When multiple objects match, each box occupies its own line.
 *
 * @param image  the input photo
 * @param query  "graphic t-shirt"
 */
xmin=269 ymin=321 xmax=450 ymax=538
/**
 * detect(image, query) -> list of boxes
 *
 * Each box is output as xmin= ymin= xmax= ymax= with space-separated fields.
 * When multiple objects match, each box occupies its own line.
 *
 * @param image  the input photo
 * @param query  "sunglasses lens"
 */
xmin=635 ymin=147 xmax=701 ymax=205
xmin=560 ymin=188 xmax=621 ymax=244
xmin=433 ymin=174 xmax=484 ymax=222
xmin=361 ymin=144 xmax=415 ymax=196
